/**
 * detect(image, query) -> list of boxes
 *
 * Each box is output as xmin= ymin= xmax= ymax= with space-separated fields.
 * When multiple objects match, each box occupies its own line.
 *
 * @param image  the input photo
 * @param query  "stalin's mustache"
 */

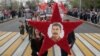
xmin=53 ymin=33 xmax=58 ymax=35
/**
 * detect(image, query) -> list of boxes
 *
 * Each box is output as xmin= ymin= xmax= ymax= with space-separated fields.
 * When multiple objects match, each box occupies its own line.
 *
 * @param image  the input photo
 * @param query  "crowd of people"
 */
xmin=0 ymin=1 xmax=99 ymax=56
xmin=17 ymin=2 xmax=99 ymax=56
xmin=19 ymin=19 xmax=75 ymax=56
xmin=0 ymin=9 xmax=24 ymax=23
xmin=17 ymin=1 xmax=83 ymax=56
xmin=1 ymin=2 xmax=99 ymax=56
xmin=18 ymin=5 xmax=76 ymax=56
xmin=67 ymin=8 xmax=100 ymax=24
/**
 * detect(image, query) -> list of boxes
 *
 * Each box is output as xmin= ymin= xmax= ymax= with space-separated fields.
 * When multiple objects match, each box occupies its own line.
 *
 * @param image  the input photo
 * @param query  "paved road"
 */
xmin=0 ymin=16 xmax=100 ymax=56
xmin=0 ymin=18 xmax=25 ymax=32
xmin=64 ymin=15 xmax=100 ymax=33
xmin=0 ymin=31 xmax=99 ymax=56
xmin=0 ymin=16 xmax=100 ymax=33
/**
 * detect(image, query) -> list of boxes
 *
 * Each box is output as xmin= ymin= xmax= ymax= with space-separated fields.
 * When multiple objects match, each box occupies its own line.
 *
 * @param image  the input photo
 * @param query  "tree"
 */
xmin=70 ymin=0 xmax=79 ymax=8
xmin=11 ymin=1 xmax=20 ymax=10
xmin=71 ymin=0 xmax=100 ymax=9
xmin=26 ymin=1 xmax=36 ymax=10
xmin=94 ymin=0 xmax=100 ymax=8
xmin=0 ymin=0 xmax=20 ymax=10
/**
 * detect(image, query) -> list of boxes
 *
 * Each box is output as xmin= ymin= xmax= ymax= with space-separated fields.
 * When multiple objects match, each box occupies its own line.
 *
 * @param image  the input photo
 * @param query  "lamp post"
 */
xmin=4 ymin=0 xmax=7 ymax=8
xmin=79 ymin=0 xmax=81 ymax=11
xmin=10 ymin=0 xmax=12 ymax=9
xmin=78 ymin=0 xmax=82 ymax=19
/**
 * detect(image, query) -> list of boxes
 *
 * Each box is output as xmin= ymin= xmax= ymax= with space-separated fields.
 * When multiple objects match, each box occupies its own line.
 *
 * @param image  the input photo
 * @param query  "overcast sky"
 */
xmin=17 ymin=0 xmax=29 ymax=2
xmin=0 ymin=0 xmax=67 ymax=3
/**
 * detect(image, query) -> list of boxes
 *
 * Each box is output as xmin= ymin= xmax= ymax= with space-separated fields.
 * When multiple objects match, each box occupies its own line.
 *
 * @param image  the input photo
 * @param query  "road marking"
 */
xmin=89 ymin=33 xmax=100 ymax=40
xmin=23 ymin=44 xmax=32 ymax=56
xmin=0 ymin=32 xmax=17 ymax=46
xmin=0 ymin=32 xmax=12 ymax=40
xmin=94 ymin=33 xmax=100 ymax=37
xmin=0 ymin=33 xmax=20 ymax=54
xmin=84 ymin=33 xmax=100 ymax=44
xmin=2 ymin=33 xmax=27 ymax=56
xmin=12 ymin=36 xmax=29 ymax=56
xmin=0 ymin=32 xmax=100 ymax=56
xmin=79 ymin=33 xmax=100 ymax=50
xmin=72 ymin=43 xmax=84 ymax=56
xmin=76 ymin=33 xmax=100 ymax=56
xmin=0 ymin=32 xmax=6 ymax=37
xmin=75 ymin=36 xmax=94 ymax=56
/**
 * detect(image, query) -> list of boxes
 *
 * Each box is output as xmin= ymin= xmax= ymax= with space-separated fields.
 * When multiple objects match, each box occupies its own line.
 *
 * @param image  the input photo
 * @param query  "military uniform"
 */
xmin=19 ymin=25 xmax=25 ymax=35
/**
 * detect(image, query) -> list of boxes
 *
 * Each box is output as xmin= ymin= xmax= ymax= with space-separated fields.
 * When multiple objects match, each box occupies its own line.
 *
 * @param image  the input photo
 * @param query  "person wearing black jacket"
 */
xmin=11 ymin=10 xmax=17 ymax=18
xmin=18 ymin=10 xmax=22 ymax=17
xmin=19 ymin=21 xmax=25 ymax=40
xmin=19 ymin=23 xmax=24 ymax=35
xmin=61 ymin=31 xmax=75 ymax=56
xmin=31 ymin=29 xmax=48 ymax=56
xmin=28 ymin=24 xmax=33 ymax=40
xmin=25 ymin=20 xmax=33 ymax=40
xmin=25 ymin=20 xmax=29 ymax=33
xmin=91 ymin=13 xmax=97 ymax=24
xmin=68 ymin=31 xmax=75 ymax=48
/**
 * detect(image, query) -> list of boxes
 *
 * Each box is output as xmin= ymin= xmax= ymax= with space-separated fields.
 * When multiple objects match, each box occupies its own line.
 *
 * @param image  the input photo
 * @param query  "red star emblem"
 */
xmin=28 ymin=3 xmax=83 ymax=56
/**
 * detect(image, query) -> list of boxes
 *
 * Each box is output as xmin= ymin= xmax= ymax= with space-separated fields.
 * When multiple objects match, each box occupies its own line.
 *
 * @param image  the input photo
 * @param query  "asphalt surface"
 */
xmin=64 ymin=15 xmax=100 ymax=33
xmin=0 ymin=16 xmax=100 ymax=33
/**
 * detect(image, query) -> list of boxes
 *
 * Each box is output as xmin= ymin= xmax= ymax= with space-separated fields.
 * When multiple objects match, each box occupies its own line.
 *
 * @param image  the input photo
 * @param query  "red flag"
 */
xmin=39 ymin=3 xmax=47 ymax=11
xmin=28 ymin=4 xmax=83 ymax=56
xmin=51 ymin=2 xmax=57 ymax=12
xmin=59 ymin=2 xmax=68 ymax=13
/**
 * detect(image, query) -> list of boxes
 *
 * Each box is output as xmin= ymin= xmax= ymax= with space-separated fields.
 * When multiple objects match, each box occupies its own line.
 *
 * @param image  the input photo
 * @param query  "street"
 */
xmin=0 ymin=16 xmax=100 ymax=56
xmin=0 ymin=16 xmax=100 ymax=33
xmin=0 ymin=0 xmax=100 ymax=56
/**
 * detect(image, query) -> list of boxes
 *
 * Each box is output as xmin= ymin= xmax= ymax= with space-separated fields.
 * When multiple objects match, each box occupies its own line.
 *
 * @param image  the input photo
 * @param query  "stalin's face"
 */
xmin=51 ymin=23 xmax=61 ymax=37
